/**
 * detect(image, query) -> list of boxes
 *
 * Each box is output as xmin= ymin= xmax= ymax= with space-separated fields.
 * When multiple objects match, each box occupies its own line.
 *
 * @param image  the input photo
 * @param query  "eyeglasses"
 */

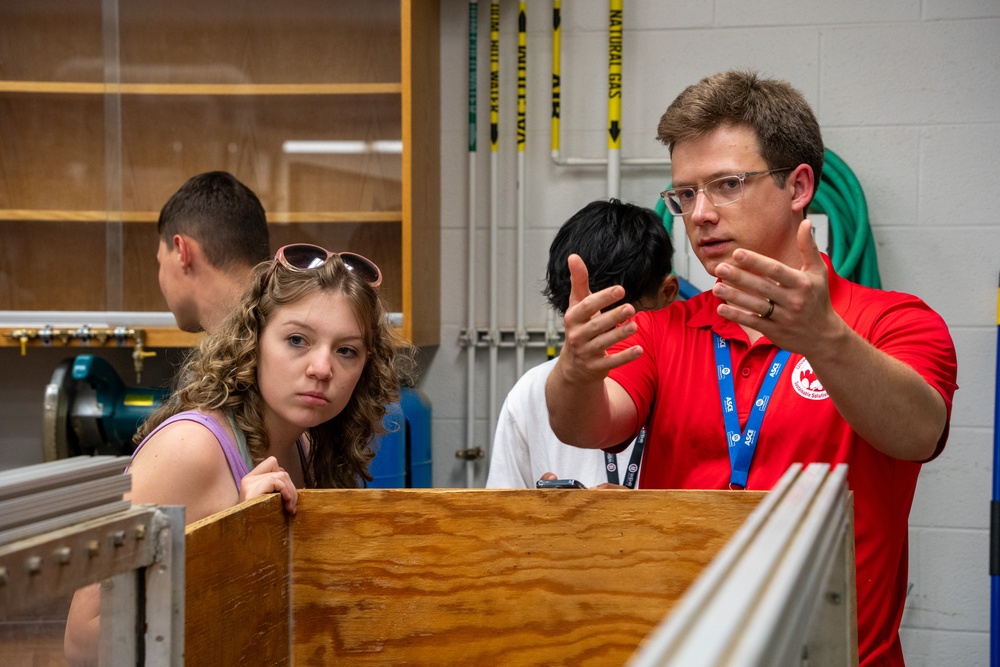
xmin=660 ymin=168 xmax=793 ymax=216
xmin=270 ymin=243 xmax=382 ymax=287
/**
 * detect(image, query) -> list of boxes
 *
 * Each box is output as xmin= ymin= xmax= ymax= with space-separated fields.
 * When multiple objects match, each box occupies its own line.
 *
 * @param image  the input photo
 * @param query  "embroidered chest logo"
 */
xmin=791 ymin=357 xmax=829 ymax=401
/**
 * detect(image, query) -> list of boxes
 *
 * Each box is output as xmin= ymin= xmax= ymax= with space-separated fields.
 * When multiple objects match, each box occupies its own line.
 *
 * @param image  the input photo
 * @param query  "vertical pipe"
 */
xmin=515 ymin=1 xmax=527 ymax=379
xmin=488 ymin=0 xmax=501 ymax=470
xmin=546 ymin=308 xmax=558 ymax=360
xmin=991 ymin=271 xmax=1000 ymax=666
xmin=465 ymin=0 xmax=479 ymax=489
xmin=102 ymin=0 xmax=124 ymax=311
xmin=550 ymin=0 xmax=561 ymax=162
xmin=607 ymin=0 xmax=623 ymax=199
xmin=547 ymin=4 xmax=561 ymax=365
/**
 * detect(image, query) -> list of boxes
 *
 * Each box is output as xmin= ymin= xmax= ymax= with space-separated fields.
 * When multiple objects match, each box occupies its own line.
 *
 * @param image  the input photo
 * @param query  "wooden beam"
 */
xmin=185 ymin=495 xmax=290 ymax=666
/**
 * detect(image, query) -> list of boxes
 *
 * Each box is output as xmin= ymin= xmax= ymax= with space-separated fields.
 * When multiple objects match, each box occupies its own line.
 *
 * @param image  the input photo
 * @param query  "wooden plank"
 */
xmin=0 ymin=82 xmax=402 ymax=95
xmin=400 ymin=0 xmax=440 ymax=346
xmin=0 ymin=209 xmax=402 ymax=223
xmin=0 ymin=0 xmax=400 ymax=85
xmin=185 ymin=494 xmax=290 ymax=666
xmin=289 ymin=488 xmax=762 ymax=666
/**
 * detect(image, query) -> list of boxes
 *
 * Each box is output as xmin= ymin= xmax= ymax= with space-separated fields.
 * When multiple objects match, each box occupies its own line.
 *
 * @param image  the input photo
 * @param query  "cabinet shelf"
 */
xmin=0 ymin=0 xmax=439 ymax=347
xmin=0 ymin=81 xmax=403 ymax=96
xmin=0 ymin=210 xmax=404 ymax=224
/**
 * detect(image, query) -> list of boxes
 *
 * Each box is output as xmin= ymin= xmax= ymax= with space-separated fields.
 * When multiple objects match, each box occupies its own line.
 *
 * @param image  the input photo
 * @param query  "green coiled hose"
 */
xmin=811 ymin=148 xmax=882 ymax=288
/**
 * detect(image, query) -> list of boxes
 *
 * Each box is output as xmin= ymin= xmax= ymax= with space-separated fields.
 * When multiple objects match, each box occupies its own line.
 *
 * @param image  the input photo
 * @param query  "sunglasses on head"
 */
xmin=270 ymin=243 xmax=382 ymax=287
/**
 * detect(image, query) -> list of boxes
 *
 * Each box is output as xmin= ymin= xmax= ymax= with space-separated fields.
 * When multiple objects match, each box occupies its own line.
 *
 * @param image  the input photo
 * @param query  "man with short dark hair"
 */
xmin=156 ymin=171 xmax=270 ymax=333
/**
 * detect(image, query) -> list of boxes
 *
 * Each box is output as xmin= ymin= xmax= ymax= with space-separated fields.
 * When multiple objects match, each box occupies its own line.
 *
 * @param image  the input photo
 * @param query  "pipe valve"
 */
xmin=131 ymin=332 xmax=156 ymax=384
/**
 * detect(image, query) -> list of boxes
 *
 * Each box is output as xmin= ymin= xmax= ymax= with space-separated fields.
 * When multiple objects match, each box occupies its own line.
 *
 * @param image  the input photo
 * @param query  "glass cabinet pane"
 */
xmin=0 ymin=0 xmax=420 ymax=332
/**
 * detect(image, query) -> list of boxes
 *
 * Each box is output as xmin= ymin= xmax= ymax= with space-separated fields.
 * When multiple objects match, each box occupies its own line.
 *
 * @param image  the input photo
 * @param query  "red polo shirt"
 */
xmin=608 ymin=256 xmax=958 ymax=667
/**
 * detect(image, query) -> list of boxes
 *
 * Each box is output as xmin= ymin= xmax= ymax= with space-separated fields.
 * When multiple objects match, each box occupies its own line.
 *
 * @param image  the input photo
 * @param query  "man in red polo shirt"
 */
xmin=545 ymin=70 xmax=957 ymax=667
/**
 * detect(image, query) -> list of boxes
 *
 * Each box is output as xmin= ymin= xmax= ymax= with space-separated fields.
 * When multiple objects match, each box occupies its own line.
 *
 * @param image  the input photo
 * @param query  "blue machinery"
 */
xmin=369 ymin=388 xmax=434 ymax=489
xmin=42 ymin=355 xmax=166 ymax=460
xmin=43 ymin=354 xmax=433 ymax=488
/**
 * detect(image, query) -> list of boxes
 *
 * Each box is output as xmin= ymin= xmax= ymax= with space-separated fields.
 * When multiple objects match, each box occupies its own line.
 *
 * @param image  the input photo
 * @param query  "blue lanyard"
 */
xmin=713 ymin=333 xmax=790 ymax=489
xmin=604 ymin=427 xmax=646 ymax=489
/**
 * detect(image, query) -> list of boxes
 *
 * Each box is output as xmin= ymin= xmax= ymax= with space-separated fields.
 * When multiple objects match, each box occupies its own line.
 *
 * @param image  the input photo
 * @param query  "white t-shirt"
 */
xmin=486 ymin=359 xmax=639 ymax=489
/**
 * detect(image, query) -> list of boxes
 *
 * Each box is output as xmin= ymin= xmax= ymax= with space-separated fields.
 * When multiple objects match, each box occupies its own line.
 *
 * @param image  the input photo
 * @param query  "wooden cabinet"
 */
xmin=0 ymin=0 xmax=439 ymax=347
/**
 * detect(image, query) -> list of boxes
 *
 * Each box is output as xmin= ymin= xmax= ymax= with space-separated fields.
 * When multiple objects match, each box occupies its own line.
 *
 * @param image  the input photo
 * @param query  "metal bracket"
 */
xmin=459 ymin=327 xmax=564 ymax=350
xmin=0 ymin=504 xmax=185 ymax=666
xmin=455 ymin=447 xmax=485 ymax=461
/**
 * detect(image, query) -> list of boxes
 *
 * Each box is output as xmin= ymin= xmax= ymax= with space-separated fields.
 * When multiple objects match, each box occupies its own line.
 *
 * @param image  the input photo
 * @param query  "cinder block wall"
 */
xmin=427 ymin=1 xmax=999 ymax=664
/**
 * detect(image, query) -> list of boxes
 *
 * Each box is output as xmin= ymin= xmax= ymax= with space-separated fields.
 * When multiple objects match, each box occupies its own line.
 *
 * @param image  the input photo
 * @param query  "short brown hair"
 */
xmin=158 ymin=171 xmax=270 ymax=271
xmin=656 ymin=70 xmax=824 ymax=192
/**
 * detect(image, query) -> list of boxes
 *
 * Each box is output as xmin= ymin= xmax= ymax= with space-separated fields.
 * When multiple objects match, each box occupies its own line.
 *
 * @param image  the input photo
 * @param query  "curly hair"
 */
xmin=656 ymin=70 xmax=824 ymax=199
xmin=135 ymin=254 xmax=410 ymax=488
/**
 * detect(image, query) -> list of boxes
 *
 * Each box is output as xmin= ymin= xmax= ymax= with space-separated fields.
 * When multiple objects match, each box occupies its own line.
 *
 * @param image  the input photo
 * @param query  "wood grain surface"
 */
xmin=185 ymin=494 xmax=291 ymax=666
xmin=289 ymin=488 xmax=762 ymax=666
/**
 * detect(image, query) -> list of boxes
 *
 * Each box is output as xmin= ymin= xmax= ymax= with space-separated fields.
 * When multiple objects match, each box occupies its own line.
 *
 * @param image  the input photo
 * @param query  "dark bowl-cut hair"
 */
xmin=544 ymin=199 xmax=674 ymax=315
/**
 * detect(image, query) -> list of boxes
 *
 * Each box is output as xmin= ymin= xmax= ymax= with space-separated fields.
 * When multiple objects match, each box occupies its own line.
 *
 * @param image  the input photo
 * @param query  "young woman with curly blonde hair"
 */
xmin=66 ymin=244 xmax=408 ymax=665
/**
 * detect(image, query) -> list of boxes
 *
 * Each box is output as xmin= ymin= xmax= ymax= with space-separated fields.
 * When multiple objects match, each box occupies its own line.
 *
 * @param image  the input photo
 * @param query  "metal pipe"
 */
xmin=102 ymin=0 xmax=124 ymax=311
xmin=549 ymin=0 xmax=670 ymax=170
xmin=550 ymin=0 xmax=561 ymax=161
xmin=465 ymin=0 xmax=479 ymax=490
xmin=545 ymin=309 xmax=559 ymax=360
xmin=515 ymin=0 xmax=527 ymax=379
xmin=607 ymin=0 xmax=622 ymax=198
xmin=991 ymin=269 xmax=1000 ymax=666
xmin=488 ymin=0 xmax=501 ymax=474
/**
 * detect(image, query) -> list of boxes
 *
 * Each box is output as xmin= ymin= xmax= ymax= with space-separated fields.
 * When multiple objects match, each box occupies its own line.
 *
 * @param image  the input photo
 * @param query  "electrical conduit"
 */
xmin=607 ymin=0 xmax=622 ymax=198
xmin=465 ymin=0 xmax=479 ymax=489
xmin=991 ymin=271 xmax=1000 ymax=667
xmin=516 ymin=1 xmax=528 ymax=379
xmin=488 ymin=0 xmax=501 ymax=462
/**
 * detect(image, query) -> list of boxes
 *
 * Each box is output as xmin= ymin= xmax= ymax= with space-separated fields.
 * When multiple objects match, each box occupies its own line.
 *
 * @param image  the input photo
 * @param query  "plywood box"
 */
xmin=2 ymin=463 xmax=854 ymax=665
xmin=185 ymin=464 xmax=856 ymax=666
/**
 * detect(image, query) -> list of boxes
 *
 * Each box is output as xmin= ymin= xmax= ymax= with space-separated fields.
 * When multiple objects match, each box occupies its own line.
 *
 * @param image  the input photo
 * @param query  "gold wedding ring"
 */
xmin=760 ymin=298 xmax=775 ymax=319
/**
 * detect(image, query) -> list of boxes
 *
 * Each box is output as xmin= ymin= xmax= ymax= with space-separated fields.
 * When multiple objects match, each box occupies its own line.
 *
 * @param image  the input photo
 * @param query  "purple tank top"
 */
xmin=131 ymin=410 xmax=251 ymax=489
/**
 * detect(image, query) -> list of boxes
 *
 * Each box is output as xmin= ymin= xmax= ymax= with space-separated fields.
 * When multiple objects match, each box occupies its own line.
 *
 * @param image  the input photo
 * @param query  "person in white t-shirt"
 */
xmin=486 ymin=199 xmax=677 ymax=489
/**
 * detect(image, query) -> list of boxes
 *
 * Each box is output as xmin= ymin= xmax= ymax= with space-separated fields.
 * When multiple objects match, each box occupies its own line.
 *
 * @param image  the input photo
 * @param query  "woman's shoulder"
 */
xmin=134 ymin=411 xmax=227 ymax=464
xmin=128 ymin=409 xmax=241 ymax=519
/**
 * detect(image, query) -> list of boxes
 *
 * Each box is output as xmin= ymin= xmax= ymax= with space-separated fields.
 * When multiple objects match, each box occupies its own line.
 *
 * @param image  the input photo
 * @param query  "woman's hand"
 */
xmin=240 ymin=456 xmax=298 ymax=514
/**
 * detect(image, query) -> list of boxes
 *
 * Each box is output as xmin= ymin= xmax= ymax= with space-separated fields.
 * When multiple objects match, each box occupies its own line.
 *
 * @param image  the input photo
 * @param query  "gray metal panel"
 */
xmin=626 ymin=463 xmax=856 ymax=667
